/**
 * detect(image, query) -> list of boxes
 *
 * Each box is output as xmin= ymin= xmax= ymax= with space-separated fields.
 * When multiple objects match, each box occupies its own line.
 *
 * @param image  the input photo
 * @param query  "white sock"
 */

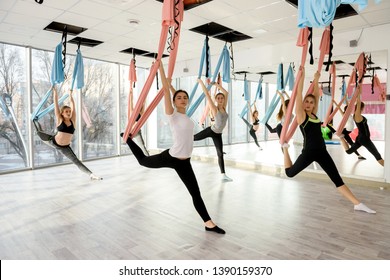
xmin=282 ymin=143 xmax=290 ymax=148
xmin=221 ymin=174 xmax=233 ymax=182
xmin=354 ymin=203 xmax=376 ymax=214
xmin=90 ymin=174 xmax=102 ymax=180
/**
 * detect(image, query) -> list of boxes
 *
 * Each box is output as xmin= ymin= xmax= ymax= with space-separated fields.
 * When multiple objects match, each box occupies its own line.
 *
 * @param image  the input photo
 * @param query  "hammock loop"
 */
xmin=166 ymin=0 xmax=181 ymax=53
xmin=325 ymin=23 xmax=334 ymax=72
xmin=61 ymin=26 xmax=67 ymax=74
xmin=205 ymin=35 xmax=210 ymax=78
xmin=308 ymin=27 xmax=314 ymax=65
xmin=229 ymin=42 xmax=235 ymax=80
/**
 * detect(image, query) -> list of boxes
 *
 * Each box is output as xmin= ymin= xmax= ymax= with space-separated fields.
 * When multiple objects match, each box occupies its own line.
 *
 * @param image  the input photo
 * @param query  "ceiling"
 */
xmin=1 ymin=0 xmax=389 ymax=83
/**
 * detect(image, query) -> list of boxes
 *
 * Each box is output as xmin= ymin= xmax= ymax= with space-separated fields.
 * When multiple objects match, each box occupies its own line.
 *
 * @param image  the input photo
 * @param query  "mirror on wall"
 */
xmin=303 ymin=50 xmax=387 ymax=181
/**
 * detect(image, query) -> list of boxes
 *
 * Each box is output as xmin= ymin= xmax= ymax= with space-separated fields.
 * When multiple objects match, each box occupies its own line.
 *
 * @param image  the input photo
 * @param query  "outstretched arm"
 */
xmin=159 ymin=62 xmax=174 ymax=115
xmin=311 ymin=71 xmax=321 ymax=115
xmin=53 ymin=86 xmax=61 ymax=125
xmin=295 ymin=67 xmax=306 ymax=125
xmin=69 ymin=89 xmax=76 ymax=125
xmin=354 ymin=85 xmax=363 ymax=123
xmin=277 ymin=90 xmax=287 ymax=116
xmin=198 ymin=79 xmax=217 ymax=116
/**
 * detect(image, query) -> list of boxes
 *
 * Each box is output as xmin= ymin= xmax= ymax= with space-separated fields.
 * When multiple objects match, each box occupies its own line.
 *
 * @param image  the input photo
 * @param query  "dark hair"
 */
xmin=276 ymin=99 xmax=290 ymax=121
xmin=215 ymin=92 xmax=225 ymax=99
xmin=304 ymin=94 xmax=316 ymax=102
xmin=173 ymin=90 xmax=189 ymax=101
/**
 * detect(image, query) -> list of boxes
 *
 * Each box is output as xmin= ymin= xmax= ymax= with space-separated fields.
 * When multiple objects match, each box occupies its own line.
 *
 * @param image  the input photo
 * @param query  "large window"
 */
xmin=82 ymin=59 xmax=117 ymax=159
xmin=0 ymin=42 xmax=387 ymax=176
xmin=231 ymin=79 xmax=247 ymax=144
xmin=0 ymin=44 xmax=29 ymax=172
xmin=265 ymin=83 xmax=280 ymax=141
xmin=31 ymin=48 xmax=73 ymax=167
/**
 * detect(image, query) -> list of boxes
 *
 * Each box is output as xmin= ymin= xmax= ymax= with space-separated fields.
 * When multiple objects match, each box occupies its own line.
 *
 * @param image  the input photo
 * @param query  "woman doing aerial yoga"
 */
xmin=34 ymin=87 xmax=102 ymax=180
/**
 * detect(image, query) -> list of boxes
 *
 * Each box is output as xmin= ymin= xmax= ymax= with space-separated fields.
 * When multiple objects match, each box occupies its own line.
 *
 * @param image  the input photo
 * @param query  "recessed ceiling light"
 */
xmin=128 ymin=19 xmax=140 ymax=26
xmin=253 ymin=28 xmax=267 ymax=34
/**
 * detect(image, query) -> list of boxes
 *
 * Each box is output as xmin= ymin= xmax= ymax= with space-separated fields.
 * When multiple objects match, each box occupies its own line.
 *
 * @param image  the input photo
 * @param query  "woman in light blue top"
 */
xmin=194 ymin=79 xmax=232 ymax=182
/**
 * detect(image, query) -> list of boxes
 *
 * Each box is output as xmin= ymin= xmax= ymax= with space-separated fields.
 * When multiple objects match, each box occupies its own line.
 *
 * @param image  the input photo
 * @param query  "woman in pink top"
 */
xmin=121 ymin=63 xmax=225 ymax=234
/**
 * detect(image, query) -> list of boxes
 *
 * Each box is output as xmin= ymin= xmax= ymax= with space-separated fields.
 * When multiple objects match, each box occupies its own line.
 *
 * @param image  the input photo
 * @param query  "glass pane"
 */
xmin=231 ymin=79 xmax=247 ymax=143
xmin=0 ymin=43 xmax=29 ymax=172
xmin=265 ymin=83 xmax=280 ymax=140
xmin=82 ymin=59 xmax=117 ymax=159
xmin=251 ymin=81 xmax=265 ymax=142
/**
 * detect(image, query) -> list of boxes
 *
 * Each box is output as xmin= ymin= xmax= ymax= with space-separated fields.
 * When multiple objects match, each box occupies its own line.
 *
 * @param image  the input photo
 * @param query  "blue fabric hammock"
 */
xmin=31 ymin=42 xmax=65 ymax=120
xmin=188 ymin=37 xmax=211 ymax=105
xmin=187 ymin=45 xmax=230 ymax=117
xmin=298 ymin=0 xmax=369 ymax=28
xmin=285 ymin=64 xmax=295 ymax=91
xmin=239 ymin=77 xmax=250 ymax=118
xmin=32 ymin=47 xmax=84 ymax=121
xmin=260 ymin=63 xmax=295 ymax=124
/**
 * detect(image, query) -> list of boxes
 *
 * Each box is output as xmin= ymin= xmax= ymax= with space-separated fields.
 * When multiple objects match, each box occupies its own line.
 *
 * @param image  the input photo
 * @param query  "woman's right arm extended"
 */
xmin=159 ymin=62 xmax=174 ymax=115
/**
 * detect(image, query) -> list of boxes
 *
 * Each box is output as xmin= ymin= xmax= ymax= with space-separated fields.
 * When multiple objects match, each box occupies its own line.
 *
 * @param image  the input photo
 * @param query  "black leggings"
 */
xmin=241 ymin=118 xmax=260 ymax=147
xmin=265 ymin=123 xmax=282 ymax=138
xmin=125 ymin=138 xmax=211 ymax=222
xmin=342 ymin=128 xmax=361 ymax=156
xmin=194 ymin=127 xmax=225 ymax=174
xmin=36 ymin=130 xmax=92 ymax=175
xmin=346 ymin=135 xmax=383 ymax=161
xmin=285 ymin=148 xmax=344 ymax=187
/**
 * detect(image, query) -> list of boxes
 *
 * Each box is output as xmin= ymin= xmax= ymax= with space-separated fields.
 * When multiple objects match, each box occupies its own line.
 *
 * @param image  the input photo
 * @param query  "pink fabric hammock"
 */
xmin=279 ymin=25 xmax=332 ymax=144
xmin=127 ymin=58 xmax=137 ymax=119
xmin=373 ymin=74 xmax=386 ymax=102
xmin=321 ymin=62 xmax=336 ymax=126
xmin=122 ymin=0 xmax=184 ymax=141
xmin=334 ymin=52 xmax=367 ymax=136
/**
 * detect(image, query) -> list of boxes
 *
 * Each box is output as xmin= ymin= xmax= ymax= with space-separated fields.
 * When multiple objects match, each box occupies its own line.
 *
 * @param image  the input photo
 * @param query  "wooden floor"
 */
xmin=0 ymin=141 xmax=389 ymax=260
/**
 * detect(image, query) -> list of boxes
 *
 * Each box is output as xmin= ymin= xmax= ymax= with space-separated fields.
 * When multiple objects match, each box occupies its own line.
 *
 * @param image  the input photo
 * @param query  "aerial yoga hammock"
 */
xmin=238 ymin=73 xmax=263 ymax=149
xmin=263 ymin=63 xmax=294 ymax=138
xmin=335 ymin=53 xmax=385 ymax=166
xmin=186 ymin=43 xmax=231 ymax=118
xmin=198 ymin=74 xmax=221 ymax=128
xmin=281 ymin=0 xmax=374 ymax=145
xmin=122 ymin=0 xmax=184 ymax=142
xmin=31 ymin=40 xmax=101 ymax=180
xmin=188 ymin=34 xmax=213 ymax=127
xmin=127 ymin=55 xmax=149 ymax=155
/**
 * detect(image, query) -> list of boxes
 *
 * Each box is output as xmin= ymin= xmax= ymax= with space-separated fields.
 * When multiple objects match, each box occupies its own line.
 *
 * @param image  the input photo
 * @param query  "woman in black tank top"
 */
xmin=340 ymin=85 xmax=384 ymax=166
xmin=34 ymin=87 xmax=102 ymax=180
xmin=240 ymin=101 xmax=262 ymax=149
xmin=281 ymin=67 xmax=375 ymax=214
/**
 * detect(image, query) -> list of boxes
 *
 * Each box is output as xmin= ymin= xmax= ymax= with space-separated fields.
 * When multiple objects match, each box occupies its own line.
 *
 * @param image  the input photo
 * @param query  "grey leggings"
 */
xmin=36 ymin=130 xmax=92 ymax=175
